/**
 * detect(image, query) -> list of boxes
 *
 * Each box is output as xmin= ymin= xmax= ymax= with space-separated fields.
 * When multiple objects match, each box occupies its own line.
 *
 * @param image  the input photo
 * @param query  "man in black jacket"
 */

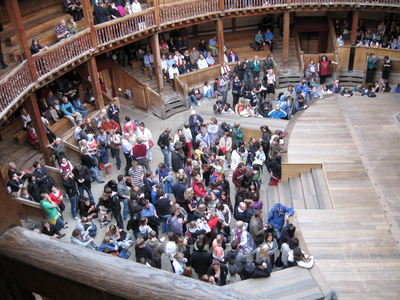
xmin=72 ymin=164 xmax=95 ymax=203
xmin=93 ymin=1 xmax=115 ymax=25
xmin=243 ymin=258 xmax=271 ymax=279
xmin=171 ymin=145 xmax=181 ymax=175
xmin=105 ymin=187 xmax=124 ymax=229
xmin=7 ymin=173 xmax=24 ymax=193
xmin=61 ymin=171 xmax=79 ymax=220
xmin=81 ymin=148 xmax=103 ymax=184
xmin=33 ymin=161 xmax=54 ymax=193
xmin=142 ymin=171 xmax=156 ymax=201
xmin=191 ymin=240 xmax=212 ymax=279
xmin=157 ymin=127 xmax=171 ymax=167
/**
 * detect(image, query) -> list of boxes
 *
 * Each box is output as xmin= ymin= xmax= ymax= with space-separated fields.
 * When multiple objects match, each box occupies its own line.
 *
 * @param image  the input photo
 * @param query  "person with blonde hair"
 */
xmin=232 ymin=220 xmax=255 ymax=254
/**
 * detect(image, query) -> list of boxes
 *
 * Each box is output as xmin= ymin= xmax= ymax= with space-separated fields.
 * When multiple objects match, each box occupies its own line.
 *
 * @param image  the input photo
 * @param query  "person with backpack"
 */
xmin=154 ymin=190 xmax=173 ymax=234
xmin=225 ymin=240 xmax=247 ymax=280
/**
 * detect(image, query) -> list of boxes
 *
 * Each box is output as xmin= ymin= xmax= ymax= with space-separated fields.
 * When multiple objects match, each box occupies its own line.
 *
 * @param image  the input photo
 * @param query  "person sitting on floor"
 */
xmin=268 ymin=105 xmax=287 ymax=119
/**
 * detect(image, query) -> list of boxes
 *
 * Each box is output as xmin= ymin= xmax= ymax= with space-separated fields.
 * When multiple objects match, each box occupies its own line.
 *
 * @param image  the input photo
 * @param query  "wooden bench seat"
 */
xmin=14 ymin=130 xmax=29 ymax=145
xmin=0 ymin=118 xmax=23 ymax=140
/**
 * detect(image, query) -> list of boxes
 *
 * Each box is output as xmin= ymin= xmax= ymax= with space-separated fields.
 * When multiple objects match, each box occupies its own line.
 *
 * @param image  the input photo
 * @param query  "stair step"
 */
xmin=278 ymin=181 xmax=292 ymax=208
xmin=266 ymin=185 xmax=280 ymax=215
xmin=289 ymin=177 xmax=306 ymax=210
xmin=300 ymin=172 xmax=320 ymax=209
xmin=311 ymin=168 xmax=333 ymax=210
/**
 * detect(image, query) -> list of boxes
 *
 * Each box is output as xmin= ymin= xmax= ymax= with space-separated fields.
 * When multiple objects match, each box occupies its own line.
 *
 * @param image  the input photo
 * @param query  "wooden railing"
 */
xmin=95 ymin=9 xmax=156 ymax=46
xmin=33 ymin=30 xmax=92 ymax=80
xmin=224 ymin=0 xmax=286 ymax=10
xmin=0 ymin=227 xmax=253 ymax=300
xmin=1 ymin=0 xmax=400 ymax=122
xmin=0 ymin=61 xmax=33 ymax=120
xmin=149 ymin=88 xmax=166 ymax=119
xmin=160 ymin=0 xmax=219 ymax=24
xmin=175 ymin=76 xmax=189 ymax=110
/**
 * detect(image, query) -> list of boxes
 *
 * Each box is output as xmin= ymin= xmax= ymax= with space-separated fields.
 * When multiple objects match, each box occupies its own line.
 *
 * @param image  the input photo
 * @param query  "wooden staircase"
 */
xmin=339 ymin=69 xmax=364 ymax=87
xmin=264 ymin=168 xmax=333 ymax=214
xmin=125 ymin=63 xmax=187 ymax=119
xmin=274 ymin=36 xmax=302 ymax=87
xmin=223 ymin=266 xmax=325 ymax=300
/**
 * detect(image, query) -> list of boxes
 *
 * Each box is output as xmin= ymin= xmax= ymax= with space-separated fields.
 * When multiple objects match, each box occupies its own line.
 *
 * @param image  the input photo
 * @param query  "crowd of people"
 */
xmin=8 ymin=91 xmax=315 ymax=284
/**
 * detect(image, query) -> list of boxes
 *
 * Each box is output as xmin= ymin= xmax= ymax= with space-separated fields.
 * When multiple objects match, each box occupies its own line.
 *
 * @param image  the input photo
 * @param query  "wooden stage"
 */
xmin=288 ymin=94 xmax=400 ymax=299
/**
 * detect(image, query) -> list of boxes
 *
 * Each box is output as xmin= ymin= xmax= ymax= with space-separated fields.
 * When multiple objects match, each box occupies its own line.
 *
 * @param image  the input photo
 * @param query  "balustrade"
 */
xmin=160 ymin=0 xmax=219 ymax=24
xmin=0 ymin=62 xmax=32 ymax=118
xmin=33 ymin=30 xmax=91 ymax=80
xmin=95 ymin=10 xmax=156 ymax=46
xmin=225 ymin=0 xmax=286 ymax=10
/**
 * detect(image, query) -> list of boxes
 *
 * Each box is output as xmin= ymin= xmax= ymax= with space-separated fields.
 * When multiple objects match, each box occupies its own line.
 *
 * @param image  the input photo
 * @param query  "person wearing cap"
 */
xmin=189 ymin=110 xmax=204 ymax=148
xmin=267 ymin=203 xmax=294 ymax=240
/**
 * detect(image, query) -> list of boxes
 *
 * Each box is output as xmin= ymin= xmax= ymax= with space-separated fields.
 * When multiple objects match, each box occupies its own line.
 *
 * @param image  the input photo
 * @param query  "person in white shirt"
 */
xmin=182 ymin=122 xmax=193 ymax=155
xmin=337 ymin=35 xmax=345 ymax=46
xmin=131 ymin=0 xmax=142 ymax=13
xmin=136 ymin=122 xmax=153 ymax=163
xmin=168 ymin=64 xmax=179 ymax=91
xmin=220 ymin=61 xmax=231 ymax=77
xmin=197 ymin=54 xmax=208 ymax=69
xmin=173 ymin=50 xmax=184 ymax=67
xmin=160 ymin=54 xmax=168 ymax=82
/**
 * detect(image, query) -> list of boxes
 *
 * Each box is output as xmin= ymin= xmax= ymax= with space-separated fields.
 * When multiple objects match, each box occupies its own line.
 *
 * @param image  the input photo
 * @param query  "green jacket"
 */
xmin=232 ymin=127 xmax=244 ymax=146
xmin=41 ymin=200 xmax=59 ymax=221
xmin=252 ymin=60 xmax=261 ymax=72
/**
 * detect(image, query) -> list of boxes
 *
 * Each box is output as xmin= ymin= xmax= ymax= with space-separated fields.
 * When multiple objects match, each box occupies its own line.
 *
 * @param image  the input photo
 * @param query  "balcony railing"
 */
xmin=0 ymin=0 xmax=400 ymax=121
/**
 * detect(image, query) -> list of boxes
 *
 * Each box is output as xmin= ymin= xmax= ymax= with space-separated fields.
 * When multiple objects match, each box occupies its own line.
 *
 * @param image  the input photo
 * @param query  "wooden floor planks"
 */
xmin=287 ymin=95 xmax=400 ymax=299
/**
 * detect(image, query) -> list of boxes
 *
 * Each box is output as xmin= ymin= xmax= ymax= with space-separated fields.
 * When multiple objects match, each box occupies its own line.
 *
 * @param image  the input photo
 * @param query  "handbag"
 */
xmin=202 ymin=164 xmax=211 ymax=172
xmin=149 ymin=140 xmax=154 ymax=148
xmin=195 ymin=94 xmax=202 ymax=100
xmin=215 ymin=92 xmax=218 ymax=98
xmin=58 ymin=201 xmax=65 ymax=212
xmin=103 ymin=162 xmax=111 ymax=168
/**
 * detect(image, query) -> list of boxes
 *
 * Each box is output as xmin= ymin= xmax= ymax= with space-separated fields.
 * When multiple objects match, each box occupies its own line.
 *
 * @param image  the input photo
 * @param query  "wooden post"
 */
xmin=4 ymin=0 xmax=37 ymax=81
xmin=193 ymin=25 xmax=199 ymax=38
xmin=217 ymin=18 xmax=225 ymax=61
xmin=24 ymin=94 xmax=53 ymax=166
xmin=87 ymin=57 xmax=104 ymax=110
xmin=0 ymin=227 xmax=254 ymax=300
xmin=351 ymin=10 xmax=359 ymax=46
xmin=232 ymin=18 xmax=236 ymax=32
xmin=81 ymin=0 xmax=98 ymax=47
xmin=153 ymin=0 xmax=161 ymax=28
xmin=151 ymin=33 xmax=163 ymax=93
xmin=283 ymin=11 xmax=290 ymax=71
xmin=219 ymin=0 xmax=225 ymax=13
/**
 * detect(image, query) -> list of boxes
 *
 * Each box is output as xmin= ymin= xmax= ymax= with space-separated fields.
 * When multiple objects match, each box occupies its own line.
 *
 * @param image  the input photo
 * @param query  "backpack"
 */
xmin=210 ymin=172 xmax=223 ymax=184
xmin=185 ymin=230 xmax=196 ymax=245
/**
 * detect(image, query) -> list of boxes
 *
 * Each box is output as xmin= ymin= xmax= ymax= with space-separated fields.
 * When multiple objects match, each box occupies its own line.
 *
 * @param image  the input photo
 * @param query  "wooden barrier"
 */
xmin=0 ymin=227 xmax=253 ymax=300
xmin=46 ymin=165 xmax=63 ymax=189
xmin=281 ymin=163 xmax=323 ymax=182
xmin=178 ymin=64 xmax=222 ymax=89
xmin=11 ymin=196 xmax=46 ymax=224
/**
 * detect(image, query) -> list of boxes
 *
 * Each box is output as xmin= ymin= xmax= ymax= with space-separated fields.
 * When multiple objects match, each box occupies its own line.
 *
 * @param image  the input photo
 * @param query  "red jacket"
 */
xmin=102 ymin=119 xmax=120 ymax=134
xmin=192 ymin=181 xmax=207 ymax=197
xmin=232 ymin=168 xmax=249 ymax=187
xmin=132 ymin=144 xmax=147 ymax=159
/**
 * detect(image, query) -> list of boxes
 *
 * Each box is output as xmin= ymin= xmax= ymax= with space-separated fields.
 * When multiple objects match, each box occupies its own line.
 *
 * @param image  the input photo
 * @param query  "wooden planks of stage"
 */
xmin=288 ymin=94 xmax=400 ymax=300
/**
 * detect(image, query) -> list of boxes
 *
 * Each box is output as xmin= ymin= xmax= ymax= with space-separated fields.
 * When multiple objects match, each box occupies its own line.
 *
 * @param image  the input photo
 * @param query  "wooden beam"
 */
xmin=25 ymin=94 xmax=53 ymax=166
xmin=153 ymin=0 xmax=161 ymax=28
xmin=87 ymin=57 xmax=104 ymax=110
xmin=4 ymin=0 xmax=36 ymax=81
xmin=0 ymin=172 xmax=21 ymax=236
xmin=351 ymin=10 xmax=359 ymax=46
xmin=151 ymin=33 xmax=163 ymax=93
xmin=0 ymin=227 xmax=254 ymax=300
xmin=81 ymin=0 xmax=97 ymax=47
xmin=216 ymin=18 xmax=225 ymax=60
xmin=283 ymin=11 xmax=290 ymax=71
xmin=232 ymin=18 xmax=236 ymax=32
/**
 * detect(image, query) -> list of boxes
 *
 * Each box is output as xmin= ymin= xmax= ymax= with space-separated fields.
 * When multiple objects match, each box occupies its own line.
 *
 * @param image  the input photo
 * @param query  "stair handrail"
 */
xmin=293 ymin=27 xmax=304 ymax=79
xmin=272 ymin=57 xmax=280 ymax=88
xmin=175 ymin=75 xmax=189 ymax=109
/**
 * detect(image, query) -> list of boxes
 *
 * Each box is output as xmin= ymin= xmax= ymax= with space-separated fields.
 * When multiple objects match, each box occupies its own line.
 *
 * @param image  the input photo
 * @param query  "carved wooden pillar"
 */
xmin=217 ymin=19 xmax=225 ymax=61
xmin=151 ymin=33 xmax=163 ymax=93
xmin=4 ymin=0 xmax=36 ymax=81
xmin=25 ymin=94 xmax=53 ymax=166
xmin=351 ymin=10 xmax=359 ymax=46
xmin=153 ymin=0 xmax=161 ymax=29
xmin=81 ymin=0 xmax=97 ymax=47
xmin=283 ymin=11 xmax=290 ymax=72
xmin=87 ymin=57 xmax=104 ymax=110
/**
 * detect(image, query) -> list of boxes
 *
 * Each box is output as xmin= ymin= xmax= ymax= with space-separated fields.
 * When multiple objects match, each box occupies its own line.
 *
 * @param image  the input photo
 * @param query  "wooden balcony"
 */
xmin=0 ymin=0 xmax=400 ymax=124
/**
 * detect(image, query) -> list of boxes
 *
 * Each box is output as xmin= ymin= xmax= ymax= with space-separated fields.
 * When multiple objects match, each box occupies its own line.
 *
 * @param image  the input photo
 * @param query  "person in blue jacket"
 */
xmin=268 ymin=105 xmax=287 ymax=119
xmin=268 ymin=203 xmax=294 ymax=240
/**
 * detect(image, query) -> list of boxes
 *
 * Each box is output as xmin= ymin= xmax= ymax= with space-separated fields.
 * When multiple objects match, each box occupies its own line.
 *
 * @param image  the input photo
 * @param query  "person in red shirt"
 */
xmin=59 ymin=156 xmax=73 ymax=175
xmin=49 ymin=185 xmax=65 ymax=213
xmin=232 ymin=163 xmax=256 ymax=190
xmin=101 ymin=116 xmax=120 ymax=134
xmin=131 ymin=138 xmax=150 ymax=172
xmin=123 ymin=116 xmax=137 ymax=134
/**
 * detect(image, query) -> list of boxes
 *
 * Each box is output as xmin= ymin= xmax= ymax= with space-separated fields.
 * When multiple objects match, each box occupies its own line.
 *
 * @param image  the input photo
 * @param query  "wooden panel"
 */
xmin=300 ymin=172 xmax=320 ymax=210
xmin=266 ymin=186 xmax=280 ymax=216
xmin=278 ymin=181 xmax=292 ymax=208
xmin=338 ymin=46 xmax=350 ymax=70
xmin=311 ymin=168 xmax=333 ymax=210
xmin=12 ymin=198 xmax=46 ymax=223
xmin=281 ymin=163 xmax=323 ymax=182
xmin=131 ymin=83 xmax=147 ymax=110
xmin=289 ymin=177 xmax=306 ymax=210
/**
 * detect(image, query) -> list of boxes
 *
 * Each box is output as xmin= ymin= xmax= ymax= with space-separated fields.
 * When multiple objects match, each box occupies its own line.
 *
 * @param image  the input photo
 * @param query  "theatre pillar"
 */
xmin=151 ymin=33 xmax=163 ymax=93
xmin=5 ymin=0 xmax=36 ymax=81
xmin=217 ymin=19 xmax=225 ymax=61
xmin=351 ymin=10 xmax=359 ymax=46
xmin=283 ymin=11 xmax=290 ymax=71
xmin=25 ymin=94 xmax=53 ymax=166
xmin=81 ymin=0 xmax=97 ymax=47
xmin=87 ymin=57 xmax=104 ymax=110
